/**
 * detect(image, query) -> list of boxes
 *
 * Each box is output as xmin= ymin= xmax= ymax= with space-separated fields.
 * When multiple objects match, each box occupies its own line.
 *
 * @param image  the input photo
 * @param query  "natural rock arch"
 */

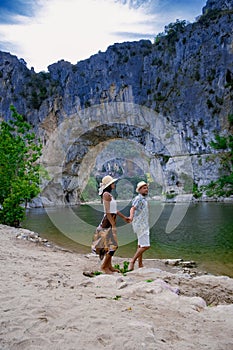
xmin=40 ymin=102 xmax=193 ymax=232
xmin=62 ymin=123 xmax=165 ymax=199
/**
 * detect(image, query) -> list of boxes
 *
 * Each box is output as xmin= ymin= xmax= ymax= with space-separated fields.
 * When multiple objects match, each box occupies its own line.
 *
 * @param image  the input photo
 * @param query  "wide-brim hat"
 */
xmin=98 ymin=175 xmax=118 ymax=195
xmin=136 ymin=181 xmax=148 ymax=193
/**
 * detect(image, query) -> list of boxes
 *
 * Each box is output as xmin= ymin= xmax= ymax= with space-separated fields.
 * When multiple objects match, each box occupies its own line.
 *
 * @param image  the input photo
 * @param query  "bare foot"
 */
xmin=101 ymin=267 xmax=113 ymax=274
xmin=138 ymin=263 xmax=144 ymax=268
xmin=109 ymin=266 xmax=120 ymax=273
xmin=128 ymin=262 xmax=134 ymax=271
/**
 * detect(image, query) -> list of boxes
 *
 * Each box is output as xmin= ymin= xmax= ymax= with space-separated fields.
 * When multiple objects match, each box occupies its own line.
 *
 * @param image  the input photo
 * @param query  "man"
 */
xmin=128 ymin=181 xmax=150 ymax=271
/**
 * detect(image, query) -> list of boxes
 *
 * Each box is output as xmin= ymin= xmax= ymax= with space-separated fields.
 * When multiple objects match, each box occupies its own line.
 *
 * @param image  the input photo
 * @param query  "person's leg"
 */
xmin=107 ymin=225 xmax=119 ymax=272
xmin=101 ymin=253 xmax=113 ymax=274
xmin=137 ymin=248 xmax=144 ymax=268
xmin=108 ymin=255 xmax=120 ymax=272
xmin=129 ymin=232 xmax=150 ymax=270
xmin=108 ymin=251 xmax=120 ymax=272
xmin=135 ymin=245 xmax=143 ymax=268
xmin=129 ymin=246 xmax=149 ymax=271
xmin=102 ymin=250 xmax=120 ymax=273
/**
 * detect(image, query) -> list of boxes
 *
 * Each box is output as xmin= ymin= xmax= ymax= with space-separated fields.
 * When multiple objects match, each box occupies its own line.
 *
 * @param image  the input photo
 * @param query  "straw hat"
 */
xmin=136 ymin=181 xmax=148 ymax=193
xmin=98 ymin=175 xmax=118 ymax=195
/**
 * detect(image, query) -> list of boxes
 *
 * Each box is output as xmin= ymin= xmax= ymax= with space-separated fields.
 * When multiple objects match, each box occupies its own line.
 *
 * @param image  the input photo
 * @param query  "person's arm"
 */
xmin=128 ymin=206 xmax=136 ymax=222
xmin=117 ymin=210 xmax=130 ymax=223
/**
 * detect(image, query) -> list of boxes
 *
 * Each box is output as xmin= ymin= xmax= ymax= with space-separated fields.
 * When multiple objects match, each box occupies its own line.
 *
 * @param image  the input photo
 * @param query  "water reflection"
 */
xmin=24 ymin=202 xmax=233 ymax=277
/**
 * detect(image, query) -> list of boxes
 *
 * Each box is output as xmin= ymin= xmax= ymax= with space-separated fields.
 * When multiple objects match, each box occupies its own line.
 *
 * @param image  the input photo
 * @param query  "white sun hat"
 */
xmin=136 ymin=181 xmax=148 ymax=193
xmin=98 ymin=175 xmax=118 ymax=195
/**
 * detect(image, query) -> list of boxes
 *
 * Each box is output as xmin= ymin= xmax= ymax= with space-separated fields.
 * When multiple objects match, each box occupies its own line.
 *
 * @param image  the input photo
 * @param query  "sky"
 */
xmin=0 ymin=0 xmax=207 ymax=72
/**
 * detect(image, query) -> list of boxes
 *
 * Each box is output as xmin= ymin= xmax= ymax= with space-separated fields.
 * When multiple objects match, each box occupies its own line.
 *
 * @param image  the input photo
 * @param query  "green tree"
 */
xmin=0 ymin=106 xmax=42 ymax=226
xmin=80 ymin=176 xmax=99 ymax=202
xmin=154 ymin=19 xmax=187 ymax=46
xmin=205 ymin=115 xmax=233 ymax=197
xmin=164 ymin=19 xmax=187 ymax=37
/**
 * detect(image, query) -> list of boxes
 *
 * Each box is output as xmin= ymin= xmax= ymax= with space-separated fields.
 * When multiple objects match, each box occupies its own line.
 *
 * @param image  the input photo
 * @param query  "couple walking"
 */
xmin=92 ymin=175 xmax=150 ymax=274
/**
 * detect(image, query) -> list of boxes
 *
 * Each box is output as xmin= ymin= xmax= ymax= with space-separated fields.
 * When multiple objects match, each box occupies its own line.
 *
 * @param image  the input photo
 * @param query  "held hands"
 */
xmin=116 ymin=211 xmax=133 ymax=223
xmin=124 ymin=216 xmax=132 ymax=223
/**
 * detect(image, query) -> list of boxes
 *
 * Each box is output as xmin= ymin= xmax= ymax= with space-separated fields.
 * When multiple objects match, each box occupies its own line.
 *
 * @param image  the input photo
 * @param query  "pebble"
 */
xmin=165 ymin=259 xmax=197 ymax=268
xmin=180 ymin=261 xmax=197 ymax=268
xmin=165 ymin=259 xmax=183 ymax=266
xmin=16 ymin=230 xmax=52 ymax=248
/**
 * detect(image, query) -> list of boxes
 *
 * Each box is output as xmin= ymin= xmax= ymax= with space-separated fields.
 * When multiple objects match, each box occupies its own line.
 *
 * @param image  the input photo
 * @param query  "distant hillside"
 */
xmin=0 ymin=0 xmax=233 ymax=205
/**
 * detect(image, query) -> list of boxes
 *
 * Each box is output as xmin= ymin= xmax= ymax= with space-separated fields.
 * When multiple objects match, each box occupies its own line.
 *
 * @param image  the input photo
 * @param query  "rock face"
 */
xmin=203 ymin=0 xmax=233 ymax=13
xmin=0 ymin=0 xmax=233 ymax=205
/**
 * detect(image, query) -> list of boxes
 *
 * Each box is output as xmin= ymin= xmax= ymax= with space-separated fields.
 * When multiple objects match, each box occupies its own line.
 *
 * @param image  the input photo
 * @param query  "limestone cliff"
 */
xmin=0 ymin=0 xmax=232 ymax=205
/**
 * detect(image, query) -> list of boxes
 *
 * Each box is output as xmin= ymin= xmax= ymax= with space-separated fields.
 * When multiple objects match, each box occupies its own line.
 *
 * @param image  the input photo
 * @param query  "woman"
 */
xmin=92 ymin=175 xmax=128 ymax=274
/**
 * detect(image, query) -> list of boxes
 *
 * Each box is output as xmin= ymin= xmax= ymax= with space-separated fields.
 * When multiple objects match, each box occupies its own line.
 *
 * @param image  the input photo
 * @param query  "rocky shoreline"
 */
xmin=1 ymin=224 xmax=233 ymax=349
xmin=8 ymin=225 xmax=233 ymax=303
xmin=29 ymin=194 xmax=233 ymax=208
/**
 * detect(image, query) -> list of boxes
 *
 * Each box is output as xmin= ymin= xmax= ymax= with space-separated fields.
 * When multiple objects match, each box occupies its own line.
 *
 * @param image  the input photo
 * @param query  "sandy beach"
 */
xmin=0 ymin=224 xmax=233 ymax=350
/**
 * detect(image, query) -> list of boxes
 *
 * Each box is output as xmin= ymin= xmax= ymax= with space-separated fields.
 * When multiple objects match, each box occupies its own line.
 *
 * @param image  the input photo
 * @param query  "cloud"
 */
xmin=0 ymin=40 xmax=21 ymax=52
xmin=115 ymin=0 xmax=206 ymax=20
xmin=0 ymin=0 xmax=207 ymax=72
xmin=114 ymin=0 xmax=153 ymax=9
xmin=113 ymin=31 xmax=155 ymax=39
xmin=0 ymin=0 xmax=40 ymax=24
xmin=112 ymin=0 xmax=206 ymax=39
xmin=0 ymin=0 xmax=153 ymax=71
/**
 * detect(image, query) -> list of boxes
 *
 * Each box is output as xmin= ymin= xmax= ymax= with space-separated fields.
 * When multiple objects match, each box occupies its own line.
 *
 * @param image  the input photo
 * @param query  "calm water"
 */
xmin=23 ymin=202 xmax=233 ymax=277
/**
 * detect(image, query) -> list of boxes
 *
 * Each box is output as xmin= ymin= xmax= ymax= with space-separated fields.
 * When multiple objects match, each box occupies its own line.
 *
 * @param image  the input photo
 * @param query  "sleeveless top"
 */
xmin=103 ymin=193 xmax=117 ymax=214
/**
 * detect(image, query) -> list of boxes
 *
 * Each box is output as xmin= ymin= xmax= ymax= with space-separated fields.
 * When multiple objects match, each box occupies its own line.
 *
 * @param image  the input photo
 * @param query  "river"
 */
xmin=23 ymin=202 xmax=233 ymax=277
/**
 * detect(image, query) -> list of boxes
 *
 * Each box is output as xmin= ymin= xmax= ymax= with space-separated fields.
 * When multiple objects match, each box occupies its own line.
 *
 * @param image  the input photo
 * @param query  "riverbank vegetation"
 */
xmin=0 ymin=106 xmax=42 ymax=227
xmin=204 ymin=113 xmax=233 ymax=197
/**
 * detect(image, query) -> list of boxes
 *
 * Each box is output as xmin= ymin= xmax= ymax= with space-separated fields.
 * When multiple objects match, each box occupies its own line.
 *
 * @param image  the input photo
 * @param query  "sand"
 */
xmin=0 ymin=224 xmax=233 ymax=350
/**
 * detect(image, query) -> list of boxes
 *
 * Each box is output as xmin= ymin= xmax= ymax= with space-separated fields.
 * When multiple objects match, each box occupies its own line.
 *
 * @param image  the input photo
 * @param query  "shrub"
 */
xmin=0 ymin=106 xmax=42 ymax=226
